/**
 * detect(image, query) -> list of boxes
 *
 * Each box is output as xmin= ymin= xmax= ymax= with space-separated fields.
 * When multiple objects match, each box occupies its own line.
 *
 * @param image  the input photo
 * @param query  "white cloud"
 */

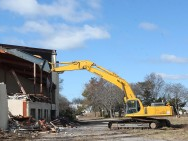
xmin=0 ymin=0 xmax=109 ymax=50
xmin=161 ymin=54 xmax=188 ymax=63
xmin=18 ymin=21 xmax=110 ymax=49
xmin=0 ymin=0 xmax=96 ymax=22
xmin=157 ymin=73 xmax=188 ymax=80
xmin=19 ymin=21 xmax=54 ymax=35
xmin=0 ymin=0 xmax=39 ymax=16
xmin=139 ymin=22 xmax=158 ymax=31
xmin=37 ymin=25 xmax=110 ymax=49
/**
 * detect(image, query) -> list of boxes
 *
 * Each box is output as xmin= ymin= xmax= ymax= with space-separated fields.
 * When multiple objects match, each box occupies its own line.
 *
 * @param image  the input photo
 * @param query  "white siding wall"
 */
xmin=8 ymin=100 xmax=52 ymax=121
xmin=8 ymin=99 xmax=23 ymax=116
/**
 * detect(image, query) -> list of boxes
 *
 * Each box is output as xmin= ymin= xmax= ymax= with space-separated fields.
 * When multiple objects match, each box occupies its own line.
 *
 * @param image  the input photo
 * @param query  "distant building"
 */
xmin=0 ymin=44 xmax=59 ymax=121
xmin=70 ymin=103 xmax=91 ymax=115
xmin=179 ymin=107 xmax=188 ymax=115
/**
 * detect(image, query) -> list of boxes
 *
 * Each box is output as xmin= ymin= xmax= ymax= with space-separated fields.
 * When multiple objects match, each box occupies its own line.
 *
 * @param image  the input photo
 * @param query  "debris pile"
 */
xmin=50 ymin=117 xmax=79 ymax=133
xmin=0 ymin=129 xmax=4 ymax=138
xmin=0 ymin=129 xmax=13 ymax=139
xmin=8 ymin=93 xmax=51 ymax=103
xmin=51 ymin=117 xmax=78 ymax=128
xmin=0 ymin=114 xmax=80 ymax=140
xmin=9 ymin=115 xmax=40 ymax=131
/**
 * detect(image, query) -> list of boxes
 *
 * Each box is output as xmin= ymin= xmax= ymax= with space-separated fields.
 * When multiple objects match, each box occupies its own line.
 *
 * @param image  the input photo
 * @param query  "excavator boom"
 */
xmin=51 ymin=60 xmax=135 ymax=100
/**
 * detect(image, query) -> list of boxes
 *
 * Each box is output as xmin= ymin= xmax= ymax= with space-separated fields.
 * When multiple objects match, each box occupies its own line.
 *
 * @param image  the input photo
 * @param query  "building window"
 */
xmin=38 ymin=109 xmax=42 ymax=120
xmin=41 ymin=109 xmax=43 ymax=119
xmin=44 ymin=109 xmax=46 ymax=119
xmin=47 ymin=110 xmax=48 ymax=121
xmin=30 ymin=109 xmax=36 ymax=119
xmin=44 ymin=109 xmax=49 ymax=121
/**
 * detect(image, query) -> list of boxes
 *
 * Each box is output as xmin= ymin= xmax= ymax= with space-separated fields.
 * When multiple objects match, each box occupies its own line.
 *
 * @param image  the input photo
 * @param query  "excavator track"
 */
xmin=108 ymin=118 xmax=171 ymax=129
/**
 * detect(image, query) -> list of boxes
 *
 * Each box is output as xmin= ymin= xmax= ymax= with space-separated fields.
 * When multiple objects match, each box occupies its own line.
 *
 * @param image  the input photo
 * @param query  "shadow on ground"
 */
xmin=171 ymin=124 xmax=188 ymax=129
xmin=77 ymin=119 xmax=109 ymax=126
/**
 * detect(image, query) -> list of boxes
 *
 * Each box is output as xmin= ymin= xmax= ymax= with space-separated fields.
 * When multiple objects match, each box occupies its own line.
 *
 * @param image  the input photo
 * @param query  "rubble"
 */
xmin=0 ymin=114 xmax=80 ymax=140
xmin=8 ymin=93 xmax=51 ymax=103
xmin=0 ymin=128 xmax=16 ymax=140
xmin=50 ymin=117 xmax=79 ymax=133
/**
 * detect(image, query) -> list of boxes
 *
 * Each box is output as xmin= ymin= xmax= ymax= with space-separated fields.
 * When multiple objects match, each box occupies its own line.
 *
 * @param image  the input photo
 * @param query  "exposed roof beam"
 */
xmin=1 ymin=47 xmax=50 ymax=73
xmin=0 ymin=57 xmax=33 ymax=68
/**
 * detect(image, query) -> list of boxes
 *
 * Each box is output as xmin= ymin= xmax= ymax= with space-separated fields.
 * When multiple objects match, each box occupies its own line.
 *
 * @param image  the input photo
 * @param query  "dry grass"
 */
xmin=121 ymin=116 xmax=188 ymax=141
xmin=78 ymin=114 xmax=188 ymax=140
xmin=77 ymin=112 xmax=104 ymax=120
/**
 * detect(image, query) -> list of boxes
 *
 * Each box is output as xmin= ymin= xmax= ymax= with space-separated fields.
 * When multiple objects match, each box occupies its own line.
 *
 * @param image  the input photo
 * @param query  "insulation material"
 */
xmin=0 ymin=83 xmax=8 ymax=129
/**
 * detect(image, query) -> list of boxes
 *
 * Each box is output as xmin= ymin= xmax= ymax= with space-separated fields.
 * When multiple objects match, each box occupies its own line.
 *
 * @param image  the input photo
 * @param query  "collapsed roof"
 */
xmin=0 ymin=44 xmax=53 ymax=80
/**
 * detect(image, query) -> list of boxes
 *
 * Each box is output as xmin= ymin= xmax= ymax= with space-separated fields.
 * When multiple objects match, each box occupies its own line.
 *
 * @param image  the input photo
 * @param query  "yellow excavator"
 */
xmin=51 ymin=60 xmax=173 ymax=129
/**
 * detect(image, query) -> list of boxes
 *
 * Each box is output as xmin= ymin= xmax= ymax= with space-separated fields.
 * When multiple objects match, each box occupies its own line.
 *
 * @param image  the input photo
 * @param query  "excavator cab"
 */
xmin=126 ymin=100 xmax=141 ymax=114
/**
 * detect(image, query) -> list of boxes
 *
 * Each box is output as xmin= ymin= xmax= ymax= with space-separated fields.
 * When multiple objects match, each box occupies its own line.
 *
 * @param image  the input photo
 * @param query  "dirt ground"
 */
xmin=1 ymin=116 xmax=187 ymax=141
xmin=122 ymin=116 xmax=188 ymax=141
xmin=33 ymin=116 xmax=188 ymax=141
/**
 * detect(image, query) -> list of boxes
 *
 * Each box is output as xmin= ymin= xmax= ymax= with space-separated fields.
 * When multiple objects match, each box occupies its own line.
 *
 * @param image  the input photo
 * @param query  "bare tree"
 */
xmin=59 ymin=95 xmax=70 ymax=112
xmin=130 ymin=73 xmax=165 ymax=106
xmin=110 ymin=85 xmax=125 ymax=117
xmin=82 ymin=77 xmax=125 ymax=118
xmin=130 ymin=83 xmax=142 ymax=97
xmin=72 ymin=98 xmax=84 ymax=104
xmin=164 ymin=83 xmax=188 ymax=115
xmin=136 ymin=81 xmax=155 ymax=106
xmin=144 ymin=73 xmax=165 ymax=99
xmin=100 ymin=82 xmax=117 ymax=117
xmin=82 ymin=77 xmax=104 ymax=116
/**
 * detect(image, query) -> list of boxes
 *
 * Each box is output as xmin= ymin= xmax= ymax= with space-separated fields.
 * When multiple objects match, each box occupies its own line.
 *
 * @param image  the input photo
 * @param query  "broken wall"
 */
xmin=8 ymin=100 xmax=52 ymax=121
xmin=0 ymin=83 xmax=8 ymax=129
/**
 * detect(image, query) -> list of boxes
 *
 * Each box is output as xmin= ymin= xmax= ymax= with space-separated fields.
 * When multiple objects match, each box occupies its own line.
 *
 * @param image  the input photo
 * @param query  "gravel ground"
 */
xmin=34 ymin=119 xmax=166 ymax=141
xmin=2 ymin=117 xmax=187 ymax=141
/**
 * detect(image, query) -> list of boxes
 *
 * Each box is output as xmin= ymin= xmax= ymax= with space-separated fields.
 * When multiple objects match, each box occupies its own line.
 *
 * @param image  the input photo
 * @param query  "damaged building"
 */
xmin=0 ymin=44 xmax=59 ymax=127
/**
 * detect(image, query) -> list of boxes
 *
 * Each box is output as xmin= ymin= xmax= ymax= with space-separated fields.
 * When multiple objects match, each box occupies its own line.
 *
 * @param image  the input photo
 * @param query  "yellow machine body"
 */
xmin=125 ymin=99 xmax=173 ymax=117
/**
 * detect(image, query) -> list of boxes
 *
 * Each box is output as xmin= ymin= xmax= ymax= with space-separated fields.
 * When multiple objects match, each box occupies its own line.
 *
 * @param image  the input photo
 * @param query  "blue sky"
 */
xmin=0 ymin=0 xmax=188 ymax=101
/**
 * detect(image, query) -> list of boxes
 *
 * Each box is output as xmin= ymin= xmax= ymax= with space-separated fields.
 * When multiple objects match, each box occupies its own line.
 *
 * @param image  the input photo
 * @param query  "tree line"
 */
xmin=58 ymin=73 xmax=188 ymax=119
xmin=81 ymin=73 xmax=188 ymax=117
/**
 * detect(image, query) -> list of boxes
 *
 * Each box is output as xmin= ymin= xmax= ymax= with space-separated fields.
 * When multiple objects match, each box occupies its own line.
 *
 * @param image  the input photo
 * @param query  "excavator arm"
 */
xmin=51 ymin=60 xmax=136 ymax=100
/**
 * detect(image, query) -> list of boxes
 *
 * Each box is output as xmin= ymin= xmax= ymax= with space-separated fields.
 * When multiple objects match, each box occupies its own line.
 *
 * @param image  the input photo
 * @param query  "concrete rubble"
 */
xmin=0 ymin=111 xmax=79 ymax=140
